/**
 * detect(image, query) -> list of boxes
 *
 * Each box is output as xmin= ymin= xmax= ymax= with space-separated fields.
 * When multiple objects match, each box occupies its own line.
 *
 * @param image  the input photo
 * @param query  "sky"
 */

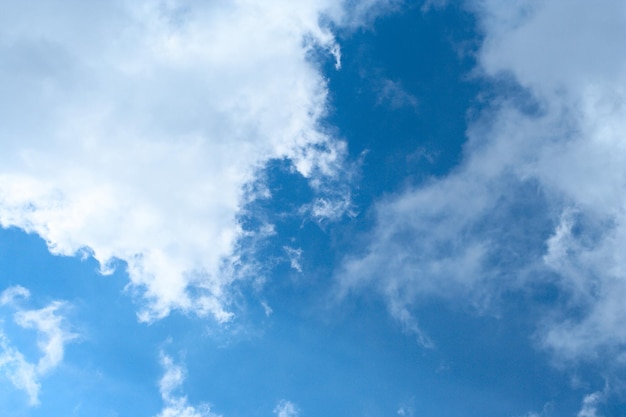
xmin=1 ymin=0 xmax=626 ymax=416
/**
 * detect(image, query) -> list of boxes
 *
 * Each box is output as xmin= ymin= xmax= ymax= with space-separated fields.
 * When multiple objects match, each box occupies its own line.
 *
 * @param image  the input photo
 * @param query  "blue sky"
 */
xmin=1 ymin=1 xmax=626 ymax=416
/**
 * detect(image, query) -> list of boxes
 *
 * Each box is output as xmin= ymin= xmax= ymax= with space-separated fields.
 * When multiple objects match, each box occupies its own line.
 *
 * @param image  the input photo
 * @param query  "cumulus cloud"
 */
xmin=273 ymin=400 xmax=299 ymax=417
xmin=339 ymin=0 xmax=626 ymax=368
xmin=156 ymin=353 xmax=219 ymax=417
xmin=0 ymin=286 xmax=76 ymax=405
xmin=0 ymin=0 xmax=395 ymax=322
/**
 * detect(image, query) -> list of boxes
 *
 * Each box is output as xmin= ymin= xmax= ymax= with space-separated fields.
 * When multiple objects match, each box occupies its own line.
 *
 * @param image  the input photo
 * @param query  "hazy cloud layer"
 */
xmin=340 ymin=0 xmax=626 ymax=365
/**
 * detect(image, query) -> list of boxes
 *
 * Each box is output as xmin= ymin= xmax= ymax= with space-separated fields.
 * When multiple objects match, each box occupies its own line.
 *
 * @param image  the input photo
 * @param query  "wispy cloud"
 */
xmin=0 ymin=332 xmax=40 ymax=405
xmin=0 ymin=285 xmax=30 ymax=306
xmin=274 ymin=400 xmax=300 ymax=417
xmin=156 ymin=353 xmax=219 ymax=417
xmin=283 ymin=246 xmax=303 ymax=273
xmin=577 ymin=391 xmax=605 ymax=417
xmin=375 ymin=78 xmax=419 ymax=111
xmin=0 ymin=286 xmax=76 ymax=405
xmin=472 ymin=0 xmax=626 ymax=364
xmin=14 ymin=301 xmax=78 ymax=375
xmin=338 ymin=0 xmax=626 ymax=374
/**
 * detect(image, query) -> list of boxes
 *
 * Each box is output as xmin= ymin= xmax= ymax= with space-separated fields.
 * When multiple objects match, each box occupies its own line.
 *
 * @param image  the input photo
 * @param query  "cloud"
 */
xmin=0 ymin=285 xmax=30 ymax=305
xmin=0 ymin=0 xmax=394 ymax=323
xmin=375 ymin=78 xmax=419 ymax=111
xmin=14 ymin=301 xmax=78 ymax=375
xmin=156 ymin=353 xmax=219 ymax=417
xmin=274 ymin=400 xmax=299 ymax=417
xmin=0 ymin=286 xmax=76 ymax=405
xmin=470 ymin=0 xmax=626 ymax=363
xmin=155 ymin=356 xmax=300 ymax=417
xmin=517 ymin=402 xmax=553 ymax=417
xmin=261 ymin=300 xmax=273 ymax=317
xmin=0 ymin=332 xmax=40 ymax=405
xmin=283 ymin=246 xmax=303 ymax=273
xmin=577 ymin=391 xmax=605 ymax=417
xmin=338 ymin=0 xmax=626 ymax=368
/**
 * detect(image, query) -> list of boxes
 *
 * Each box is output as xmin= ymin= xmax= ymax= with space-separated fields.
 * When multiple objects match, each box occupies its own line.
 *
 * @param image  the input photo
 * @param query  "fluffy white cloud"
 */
xmin=0 ymin=0 xmax=395 ymax=322
xmin=273 ymin=400 xmax=299 ymax=417
xmin=0 ymin=286 xmax=76 ymax=405
xmin=339 ymin=0 xmax=626 ymax=366
xmin=156 ymin=353 xmax=218 ymax=417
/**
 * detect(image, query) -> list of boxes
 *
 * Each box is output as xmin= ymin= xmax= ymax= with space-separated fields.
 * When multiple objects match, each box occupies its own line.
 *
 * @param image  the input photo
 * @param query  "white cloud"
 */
xmin=0 ymin=0 xmax=394 ymax=322
xmin=0 ymin=332 xmax=40 ymax=405
xmin=577 ymin=391 xmax=605 ymax=417
xmin=0 ymin=286 xmax=76 ymax=405
xmin=261 ymin=300 xmax=273 ymax=317
xmin=472 ymin=0 xmax=626 ymax=363
xmin=477 ymin=0 xmax=626 ymax=98
xmin=14 ymin=301 xmax=78 ymax=375
xmin=156 ymin=353 xmax=219 ymax=417
xmin=396 ymin=398 xmax=416 ymax=417
xmin=273 ymin=400 xmax=299 ymax=417
xmin=0 ymin=285 xmax=30 ymax=305
xmin=283 ymin=246 xmax=303 ymax=273
xmin=338 ymin=0 xmax=626 ymax=367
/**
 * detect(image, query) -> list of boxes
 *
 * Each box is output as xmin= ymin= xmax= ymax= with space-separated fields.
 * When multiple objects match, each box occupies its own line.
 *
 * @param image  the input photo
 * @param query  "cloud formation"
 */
xmin=157 ymin=353 xmax=219 ymax=417
xmin=339 ymin=0 xmax=626 ymax=366
xmin=274 ymin=400 xmax=300 ymax=417
xmin=0 ymin=285 xmax=30 ymax=305
xmin=0 ymin=333 xmax=39 ymax=405
xmin=0 ymin=0 xmax=396 ymax=322
xmin=577 ymin=391 xmax=604 ymax=417
xmin=0 ymin=286 xmax=76 ymax=405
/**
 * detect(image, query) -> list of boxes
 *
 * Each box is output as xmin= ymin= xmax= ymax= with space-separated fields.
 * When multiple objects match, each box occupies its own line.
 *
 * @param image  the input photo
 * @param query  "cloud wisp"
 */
xmin=274 ymin=400 xmax=300 ymax=417
xmin=156 ymin=353 xmax=219 ymax=417
xmin=339 ymin=0 xmax=626 ymax=370
xmin=0 ymin=286 xmax=76 ymax=405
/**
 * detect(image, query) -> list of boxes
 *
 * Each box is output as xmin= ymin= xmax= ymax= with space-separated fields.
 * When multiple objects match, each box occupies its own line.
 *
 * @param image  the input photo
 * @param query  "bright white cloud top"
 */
xmin=0 ymin=0 xmax=384 ymax=322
